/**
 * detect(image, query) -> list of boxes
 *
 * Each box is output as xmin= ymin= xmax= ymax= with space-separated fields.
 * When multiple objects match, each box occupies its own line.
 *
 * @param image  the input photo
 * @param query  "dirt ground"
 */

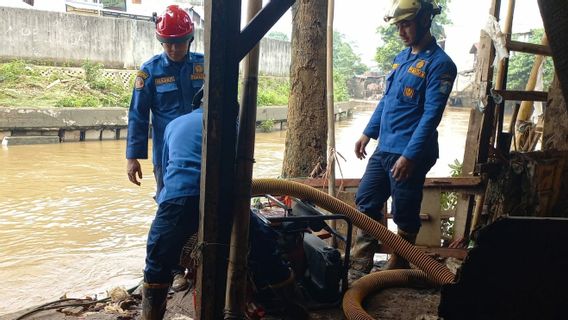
xmin=4 ymin=281 xmax=442 ymax=320
xmin=5 ymin=258 xmax=461 ymax=320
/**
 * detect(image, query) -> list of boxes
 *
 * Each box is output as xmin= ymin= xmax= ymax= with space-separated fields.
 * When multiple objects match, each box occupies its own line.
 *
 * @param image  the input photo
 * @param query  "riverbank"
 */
xmin=0 ymin=100 xmax=373 ymax=146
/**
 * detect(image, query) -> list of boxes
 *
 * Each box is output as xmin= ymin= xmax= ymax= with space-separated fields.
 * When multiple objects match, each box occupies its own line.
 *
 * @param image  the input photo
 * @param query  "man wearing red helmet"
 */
xmin=125 ymin=4 xmax=204 ymax=293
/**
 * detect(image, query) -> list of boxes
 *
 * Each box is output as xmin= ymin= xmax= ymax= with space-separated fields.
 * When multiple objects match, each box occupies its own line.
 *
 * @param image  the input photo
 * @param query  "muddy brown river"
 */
xmin=0 ymin=107 xmax=470 ymax=315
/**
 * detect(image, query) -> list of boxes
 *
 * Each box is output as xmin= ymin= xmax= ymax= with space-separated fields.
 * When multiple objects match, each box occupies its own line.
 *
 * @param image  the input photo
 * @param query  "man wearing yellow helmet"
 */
xmin=351 ymin=0 xmax=456 ymax=276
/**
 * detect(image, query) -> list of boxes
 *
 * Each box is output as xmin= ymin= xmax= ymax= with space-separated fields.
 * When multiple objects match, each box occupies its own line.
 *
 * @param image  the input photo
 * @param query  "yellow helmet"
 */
xmin=384 ymin=0 xmax=441 ymax=24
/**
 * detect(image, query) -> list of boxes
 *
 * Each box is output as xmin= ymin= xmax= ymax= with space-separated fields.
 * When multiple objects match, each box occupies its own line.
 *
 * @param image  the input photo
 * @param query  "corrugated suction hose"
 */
xmin=251 ymin=179 xmax=455 ymax=284
xmin=251 ymin=179 xmax=456 ymax=319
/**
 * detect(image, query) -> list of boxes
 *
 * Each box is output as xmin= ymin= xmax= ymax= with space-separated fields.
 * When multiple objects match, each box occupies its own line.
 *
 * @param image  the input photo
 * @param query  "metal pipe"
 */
xmin=224 ymin=0 xmax=262 ymax=318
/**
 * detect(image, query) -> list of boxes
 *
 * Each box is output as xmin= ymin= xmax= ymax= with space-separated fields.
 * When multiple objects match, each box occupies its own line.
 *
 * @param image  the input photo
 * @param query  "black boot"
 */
xmin=141 ymin=282 xmax=169 ymax=320
xmin=269 ymin=272 xmax=309 ymax=320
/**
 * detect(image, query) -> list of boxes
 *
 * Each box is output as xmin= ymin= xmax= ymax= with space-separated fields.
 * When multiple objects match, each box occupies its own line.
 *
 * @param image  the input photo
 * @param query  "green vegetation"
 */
xmin=440 ymin=158 xmax=463 ymax=211
xmin=259 ymin=119 xmax=275 ymax=132
xmin=256 ymin=77 xmax=290 ymax=106
xmin=507 ymin=29 xmax=554 ymax=90
xmin=333 ymin=31 xmax=369 ymax=101
xmin=0 ymin=60 xmax=132 ymax=108
xmin=375 ymin=0 xmax=452 ymax=73
xmin=440 ymin=158 xmax=463 ymax=242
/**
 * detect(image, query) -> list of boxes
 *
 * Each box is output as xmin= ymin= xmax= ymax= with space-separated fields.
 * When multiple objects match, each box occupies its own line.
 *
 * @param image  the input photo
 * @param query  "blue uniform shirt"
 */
xmin=363 ymin=38 xmax=457 ymax=161
xmin=157 ymin=107 xmax=203 ymax=204
xmin=126 ymin=51 xmax=205 ymax=166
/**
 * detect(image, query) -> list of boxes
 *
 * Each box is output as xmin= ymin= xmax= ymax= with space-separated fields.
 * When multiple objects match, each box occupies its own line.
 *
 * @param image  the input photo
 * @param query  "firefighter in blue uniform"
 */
xmin=141 ymin=88 xmax=308 ymax=320
xmin=126 ymin=5 xmax=204 ymax=292
xmin=350 ymin=0 xmax=457 ymax=276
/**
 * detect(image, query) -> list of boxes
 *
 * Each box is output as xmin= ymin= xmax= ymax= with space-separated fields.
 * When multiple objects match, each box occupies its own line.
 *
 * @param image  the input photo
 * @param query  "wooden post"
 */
xmin=476 ymin=0 xmax=501 ymax=165
xmin=493 ymin=0 xmax=514 ymax=151
xmin=454 ymin=0 xmax=501 ymax=241
xmin=197 ymin=1 xmax=241 ymax=319
xmin=326 ymin=0 xmax=337 ymax=247
xmin=224 ymin=0 xmax=262 ymax=318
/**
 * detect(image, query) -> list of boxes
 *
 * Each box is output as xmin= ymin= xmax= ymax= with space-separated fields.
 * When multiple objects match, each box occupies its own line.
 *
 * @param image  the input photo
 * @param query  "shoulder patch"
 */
xmin=155 ymin=76 xmax=176 ymax=86
xmin=136 ymin=70 xmax=149 ymax=80
xmin=135 ymin=76 xmax=145 ymax=90
xmin=392 ymin=63 xmax=399 ymax=70
xmin=191 ymin=63 xmax=205 ymax=80
xmin=439 ymin=80 xmax=452 ymax=95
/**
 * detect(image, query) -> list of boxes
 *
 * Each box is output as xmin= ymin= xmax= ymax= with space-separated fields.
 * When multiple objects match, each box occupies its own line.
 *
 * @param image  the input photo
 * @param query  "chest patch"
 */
xmin=155 ymin=76 xmax=176 ymax=86
xmin=408 ymin=66 xmax=426 ymax=78
xmin=403 ymin=86 xmax=415 ymax=98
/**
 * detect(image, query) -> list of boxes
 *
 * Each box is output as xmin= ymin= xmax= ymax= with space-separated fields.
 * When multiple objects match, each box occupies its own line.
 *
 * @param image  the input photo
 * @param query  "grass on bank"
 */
xmin=0 ymin=61 xmax=132 ymax=108
xmin=0 ymin=60 xmax=350 ymax=109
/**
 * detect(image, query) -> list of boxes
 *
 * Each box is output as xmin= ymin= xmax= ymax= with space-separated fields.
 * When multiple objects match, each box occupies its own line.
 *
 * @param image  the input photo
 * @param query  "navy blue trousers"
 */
xmin=355 ymin=150 xmax=436 ymax=234
xmin=144 ymin=196 xmax=290 ymax=286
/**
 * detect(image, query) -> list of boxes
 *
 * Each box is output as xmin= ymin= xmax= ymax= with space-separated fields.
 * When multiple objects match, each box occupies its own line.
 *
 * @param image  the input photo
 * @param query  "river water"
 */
xmin=0 ymin=107 xmax=470 ymax=315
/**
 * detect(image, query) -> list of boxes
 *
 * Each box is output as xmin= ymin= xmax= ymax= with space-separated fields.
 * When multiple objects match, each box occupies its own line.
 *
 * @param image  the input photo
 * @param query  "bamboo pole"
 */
xmin=224 ymin=0 xmax=262 ymax=318
xmin=326 ymin=0 xmax=338 ymax=247
xmin=515 ymin=35 xmax=549 ymax=150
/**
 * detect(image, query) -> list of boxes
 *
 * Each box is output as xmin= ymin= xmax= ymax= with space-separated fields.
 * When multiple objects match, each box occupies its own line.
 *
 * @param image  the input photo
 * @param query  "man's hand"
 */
xmin=127 ymin=159 xmax=143 ymax=186
xmin=391 ymin=156 xmax=415 ymax=182
xmin=355 ymin=135 xmax=371 ymax=160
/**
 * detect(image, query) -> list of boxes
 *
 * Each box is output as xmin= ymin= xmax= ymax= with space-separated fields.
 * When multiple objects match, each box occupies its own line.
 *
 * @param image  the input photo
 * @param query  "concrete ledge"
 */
xmin=2 ymin=136 xmax=60 ymax=146
xmin=0 ymin=107 xmax=128 ymax=130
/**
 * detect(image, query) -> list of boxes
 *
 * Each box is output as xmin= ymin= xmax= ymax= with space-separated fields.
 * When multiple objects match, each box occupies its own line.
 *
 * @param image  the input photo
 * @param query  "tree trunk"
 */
xmin=543 ymin=75 xmax=568 ymax=151
xmin=282 ymin=0 xmax=327 ymax=178
xmin=538 ymin=0 xmax=568 ymax=112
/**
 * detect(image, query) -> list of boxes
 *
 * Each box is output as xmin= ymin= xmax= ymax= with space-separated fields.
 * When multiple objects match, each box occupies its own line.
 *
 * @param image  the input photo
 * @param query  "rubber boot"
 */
xmin=171 ymin=270 xmax=189 ymax=292
xmin=269 ymin=272 xmax=309 ymax=320
xmin=383 ymin=229 xmax=418 ymax=270
xmin=350 ymin=229 xmax=380 ymax=274
xmin=141 ymin=282 xmax=169 ymax=320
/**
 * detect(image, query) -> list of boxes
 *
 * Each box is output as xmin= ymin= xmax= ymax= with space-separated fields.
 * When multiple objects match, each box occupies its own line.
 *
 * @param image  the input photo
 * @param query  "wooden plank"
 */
xmin=416 ymin=189 xmax=442 ymax=247
xmin=289 ymin=177 xmax=482 ymax=190
xmin=476 ymin=0 xmax=501 ymax=165
xmin=492 ymin=89 xmax=548 ymax=102
xmin=419 ymin=247 xmax=468 ymax=260
xmin=506 ymin=39 xmax=552 ymax=56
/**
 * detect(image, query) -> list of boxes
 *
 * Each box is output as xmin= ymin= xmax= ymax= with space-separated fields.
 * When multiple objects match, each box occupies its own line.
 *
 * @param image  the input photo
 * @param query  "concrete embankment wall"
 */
xmin=0 ymin=100 xmax=376 ymax=145
xmin=0 ymin=6 xmax=291 ymax=76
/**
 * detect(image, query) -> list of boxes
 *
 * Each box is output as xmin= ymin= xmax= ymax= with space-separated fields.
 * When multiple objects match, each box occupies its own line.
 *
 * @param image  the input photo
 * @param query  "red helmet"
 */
xmin=155 ymin=5 xmax=194 ymax=43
